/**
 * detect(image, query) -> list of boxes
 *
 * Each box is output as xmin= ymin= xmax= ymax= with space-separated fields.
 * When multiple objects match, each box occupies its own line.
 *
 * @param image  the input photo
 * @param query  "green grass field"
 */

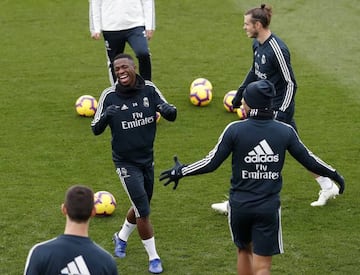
xmin=1 ymin=0 xmax=359 ymax=274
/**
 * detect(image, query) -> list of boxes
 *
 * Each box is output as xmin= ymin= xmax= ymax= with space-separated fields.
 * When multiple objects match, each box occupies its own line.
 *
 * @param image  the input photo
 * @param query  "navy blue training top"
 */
xmin=236 ymin=33 xmax=297 ymax=113
xmin=91 ymin=76 xmax=176 ymax=166
xmin=24 ymin=234 xmax=118 ymax=275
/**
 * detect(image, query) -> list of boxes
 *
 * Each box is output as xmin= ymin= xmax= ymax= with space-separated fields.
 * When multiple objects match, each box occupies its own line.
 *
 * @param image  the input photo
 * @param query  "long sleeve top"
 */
xmin=89 ymin=0 xmax=155 ymax=33
xmin=91 ymin=76 xmax=176 ymax=166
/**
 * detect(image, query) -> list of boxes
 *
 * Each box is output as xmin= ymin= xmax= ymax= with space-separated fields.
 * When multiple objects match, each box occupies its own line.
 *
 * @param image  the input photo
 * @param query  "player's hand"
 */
xmin=146 ymin=30 xmax=154 ymax=40
xmin=91 ymin=32 xmax=101 ymax=40
xmin=105 ymin=105 xmax=119 ymax=118
xmin=333 ymin=171 xmax=345 ymax=194
xmin=157 ymin=103 xmax=177 ymax=121
xmin=159 ymin=155 xmax=184 ymax=190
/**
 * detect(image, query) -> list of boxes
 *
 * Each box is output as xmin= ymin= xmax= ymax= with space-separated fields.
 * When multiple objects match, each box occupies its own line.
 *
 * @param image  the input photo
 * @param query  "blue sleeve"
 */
xmin=232 ymin=41 xmax=258 ymax=108
xmin=287 ymin=129 xmax=337 ymax=178
xmin=272 ymin=44 xmax=296 ymax=113
xmin=91 ymin=89 xmax=111 ymax=135
xmin=182 ymin=124 xmax=233 ymax=176
xmin=232 ymin=68 xmax=257 ymax=108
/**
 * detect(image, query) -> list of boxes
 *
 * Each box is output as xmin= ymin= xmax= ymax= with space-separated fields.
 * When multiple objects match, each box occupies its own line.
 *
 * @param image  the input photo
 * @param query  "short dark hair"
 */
xmin=245 ymin=4 xmax=272 ymax=28
xmin=114 ymin=53 xmax=135 ymax=62
xmin=64 ymin=185 xmax=94 ymax=223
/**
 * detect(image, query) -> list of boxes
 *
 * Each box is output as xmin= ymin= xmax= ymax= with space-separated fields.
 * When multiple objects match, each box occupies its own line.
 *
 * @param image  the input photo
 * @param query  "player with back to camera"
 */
xmin=211 ymin=3 xmax=340 ymax=215
xmin=24 ymin=185 xmax=118 ymax=275
xmin=91 ymin=53 xmax=177 ymax=274
xmin=160 ymin=79 xmax=345 ymax=275
xmin=89 ymin=0 xmax=155 ymax=85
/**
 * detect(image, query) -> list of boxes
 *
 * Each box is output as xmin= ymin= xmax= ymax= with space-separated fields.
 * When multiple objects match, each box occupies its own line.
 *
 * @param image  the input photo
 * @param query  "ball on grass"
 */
xmin=75 ymin=95 xmax=98 ymax=117
xmin=94 ymin=191 xmax=117 ymax=216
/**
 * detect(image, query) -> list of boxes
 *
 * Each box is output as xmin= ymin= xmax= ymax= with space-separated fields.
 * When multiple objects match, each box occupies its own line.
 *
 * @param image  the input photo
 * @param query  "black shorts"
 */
xmin=116 ymin=162 xmax=154 ymax=218
xmin=229 ymin=205 xmax=284 ymax=256
xmin=274 ymin=102 xmax=297 ymax=132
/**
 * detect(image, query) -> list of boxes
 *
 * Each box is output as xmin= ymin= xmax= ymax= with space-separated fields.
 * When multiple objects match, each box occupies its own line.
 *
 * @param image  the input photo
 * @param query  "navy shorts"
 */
xmin=116 ymin=162 xmax=154 ymax=218
xmin=274 ymin=102 xmax=297 ymax=132
xmin=229 ymin=205 xmax=284 ymax=256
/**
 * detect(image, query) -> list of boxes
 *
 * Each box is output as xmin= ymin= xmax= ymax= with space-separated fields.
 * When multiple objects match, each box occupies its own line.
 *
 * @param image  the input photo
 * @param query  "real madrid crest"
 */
xmin=120 ymin=167 xmax=128 ymax=177
xmin=143 ymin=97 xmax=149 ymax=107
xmin=261 ymin=54 xmax=266 ymax=64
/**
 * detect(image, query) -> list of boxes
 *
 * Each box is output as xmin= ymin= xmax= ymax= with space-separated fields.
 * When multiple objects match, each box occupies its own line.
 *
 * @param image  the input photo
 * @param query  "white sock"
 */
xmin=142 ymin=237 xmax=160 ymax=261
xmin=316 ymin=176 xmax=333 ymax=190
xmin=118 ymin=219 xmax=136 ymax=241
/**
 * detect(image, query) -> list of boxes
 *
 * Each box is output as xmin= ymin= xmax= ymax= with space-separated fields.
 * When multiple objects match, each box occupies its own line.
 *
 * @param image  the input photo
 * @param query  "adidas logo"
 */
xmin=121 ymin=104 xmax=128 ymax=110
xmin=60 ymin=255 xmax=90 ymax=275
xmin=244 ymin=139 xmax=279 ymax=163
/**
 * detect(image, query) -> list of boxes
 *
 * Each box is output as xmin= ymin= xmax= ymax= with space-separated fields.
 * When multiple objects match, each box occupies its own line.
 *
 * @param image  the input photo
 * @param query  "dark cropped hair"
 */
xmin=64 ymin=185 xmax=94 ymax=223
xmin=114 ymin=53 xmax=135 ymax=62
xmin=245 ymin=4 xmax=272 ymax=28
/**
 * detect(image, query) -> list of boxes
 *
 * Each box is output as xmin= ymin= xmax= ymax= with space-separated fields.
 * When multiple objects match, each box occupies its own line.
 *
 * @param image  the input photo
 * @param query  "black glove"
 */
xmin=104 ymin=105 xmax=119 ymax=118
xmin=157 ymin=103 xmax=177 ymax=121
xmin=102 ymin=105 xmax=120 ymax=121
xmin=333 ymin=171 xmax=345 ymax=194
xmin=159 ymin=155 xmax=184 ymax=190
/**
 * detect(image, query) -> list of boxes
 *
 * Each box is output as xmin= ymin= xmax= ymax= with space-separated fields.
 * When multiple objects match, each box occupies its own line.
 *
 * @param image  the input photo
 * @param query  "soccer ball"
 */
xmin=190 ymin=78 xmax=213 ymax=91
xmin=190 ymin=85 xmax=213 ymax=106
xmin=75 ymin=95 xmax=98 ymax=117
xmin=94 ymin=191 xmax=117 ymax=216
xmin=223 ymin=90 xmax=238 ymax=112
xmin=237 ymin=105 xmax=247 ymax=120
xmin=156 ymin=112 xmax=161 ymax=123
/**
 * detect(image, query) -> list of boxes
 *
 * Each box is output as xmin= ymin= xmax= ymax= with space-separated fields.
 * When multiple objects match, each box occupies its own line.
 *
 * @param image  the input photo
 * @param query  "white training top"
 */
xmin=89 ymin=0 xmax=155 ymax=33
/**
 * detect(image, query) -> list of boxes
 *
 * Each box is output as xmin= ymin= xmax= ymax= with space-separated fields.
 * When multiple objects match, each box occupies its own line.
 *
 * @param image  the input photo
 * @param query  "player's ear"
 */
xmin=255 ymin=20 xmax=262 ymax=29
xmin=241 ymin=99 xmax=249 ymax=111
xmin=61 ymin=203 xmax=67 ymax=216
xmin=91 ymin=206 xmax=96 ymax=217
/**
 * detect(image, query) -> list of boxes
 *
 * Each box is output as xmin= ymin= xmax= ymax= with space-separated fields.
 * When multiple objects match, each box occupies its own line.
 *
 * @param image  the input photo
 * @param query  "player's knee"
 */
xmin=132 ymin=194 xmax=151 ymax=217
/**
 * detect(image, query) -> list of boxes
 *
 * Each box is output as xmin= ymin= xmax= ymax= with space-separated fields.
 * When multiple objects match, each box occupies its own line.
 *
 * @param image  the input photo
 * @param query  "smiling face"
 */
xmin=113 ymin=57 xmax=137 ymax=87
xmin=243 ymin=14 xmax=259 ymax=39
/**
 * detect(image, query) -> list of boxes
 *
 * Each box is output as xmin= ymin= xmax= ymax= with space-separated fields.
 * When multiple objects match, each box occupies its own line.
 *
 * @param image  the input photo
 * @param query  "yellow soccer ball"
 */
xmin=237 ymin=105 xmax=247 ymax=120
xmin=94 ymin=191 xmax=117 ymax=216
xmin=156 ymin=112 xmax=161 ymax=123
xmin=190 ymin=78 xmax=213 ymax=92
xmin=223 ymin=90 xmax=238 ymax=112
xmin=189 ymin=85 xmax=213 ymax=106
xmin=75 ymin=95 xmax=98 ymax=117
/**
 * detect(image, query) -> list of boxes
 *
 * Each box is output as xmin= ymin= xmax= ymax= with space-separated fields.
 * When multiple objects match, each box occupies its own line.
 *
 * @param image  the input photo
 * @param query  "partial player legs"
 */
xmin=127 ymin=26 xmax=152 ymax=80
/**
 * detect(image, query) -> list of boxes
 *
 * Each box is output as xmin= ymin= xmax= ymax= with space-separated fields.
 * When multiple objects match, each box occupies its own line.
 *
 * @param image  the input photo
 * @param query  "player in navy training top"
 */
xmin=160 ymin=80 xmax=344 ymax=275
xmin=211 ymin=4 xmax=339 ymax=212
xmin=232 ymin=5 xmax=297 ymax=128
xmin=91 ymin=53 xmax=176 ymax=274
xmin=24 ymin=185 xmax=118 ymax=275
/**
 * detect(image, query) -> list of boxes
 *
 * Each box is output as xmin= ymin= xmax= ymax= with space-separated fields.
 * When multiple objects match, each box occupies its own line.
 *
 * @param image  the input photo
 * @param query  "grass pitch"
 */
xmin=0 ymin=0 xmax=359 ymax=274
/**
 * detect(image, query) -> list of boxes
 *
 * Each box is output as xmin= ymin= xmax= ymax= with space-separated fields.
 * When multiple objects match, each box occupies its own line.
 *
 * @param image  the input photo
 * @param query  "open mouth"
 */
xmin=119 ymin=74 xmax=130 ymax=84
